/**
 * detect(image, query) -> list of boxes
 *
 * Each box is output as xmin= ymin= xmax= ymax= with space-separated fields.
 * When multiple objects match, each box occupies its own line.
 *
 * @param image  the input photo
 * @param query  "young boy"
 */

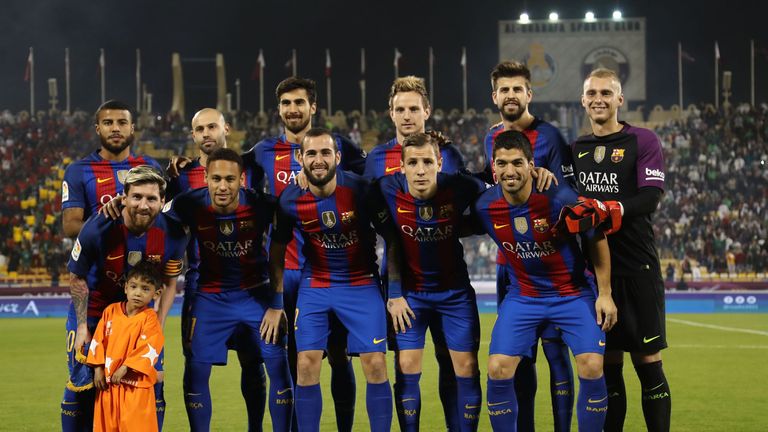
xmin=86 ymin=262 xmax=165 ymax=432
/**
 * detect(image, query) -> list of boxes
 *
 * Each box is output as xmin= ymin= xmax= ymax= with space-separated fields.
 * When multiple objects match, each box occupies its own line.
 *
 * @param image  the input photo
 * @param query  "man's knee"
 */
xmin=360 ymin=352 xmax=388 ymax=383
xmin=575 ymin=353 xmax=604 ymax=379
xmin=488 ymin=354 xmax=519 ymax=380
xmin=397 ymin=349 xmax=423 ymax=375
xmin=450 ymin=351 xmax=479 ymax=378
xmin=297 ymin=351 xmax=323 ymax=385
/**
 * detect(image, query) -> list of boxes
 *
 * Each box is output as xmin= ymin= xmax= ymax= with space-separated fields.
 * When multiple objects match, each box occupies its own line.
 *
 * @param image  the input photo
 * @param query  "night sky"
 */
xmin=1 ymin=0 xmax=764 ymax=117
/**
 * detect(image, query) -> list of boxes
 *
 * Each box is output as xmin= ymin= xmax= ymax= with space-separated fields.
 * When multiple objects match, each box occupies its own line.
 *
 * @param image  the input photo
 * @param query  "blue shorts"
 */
xmin=283 ymin=268 xmax=302 ymax=328
xmin=489 ymin=294 xmax=605 ymax=358
xmin=393 ymin=288 xmax=480 ymax=352
xmin=188 ymin=289 xmax=287 ymax=365
xmin=66 ymin=303 xmax=164 ymax=391
xmin=295 ymin=284 xmax=386 ymax=354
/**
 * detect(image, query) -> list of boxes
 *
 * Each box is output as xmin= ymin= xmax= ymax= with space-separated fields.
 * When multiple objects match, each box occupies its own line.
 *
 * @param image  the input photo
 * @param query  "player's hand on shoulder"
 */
xmin=98 ymin=193 xmax=125 ymax=220
xmin=295 ymin=170 xmax=309 ymax=190
xmin=166 ymin=155 xmax=192 ymax=178
xmin=426 ymin=129 xmax=451 ymax=147
xmin=260 ymin=308 xmax=286 ymax=344
xmin=532 ymin=167 xmax=558 ymax=192
xmin=387 ymin=296 xmax=416 ymax=334
xmin=595 ymin=293 xmax=618 ymax=332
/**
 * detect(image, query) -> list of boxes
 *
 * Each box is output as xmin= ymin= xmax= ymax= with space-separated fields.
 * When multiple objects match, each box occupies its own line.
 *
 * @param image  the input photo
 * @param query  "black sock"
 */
xmin=635 ymin=361 xmax=671 ymax=432
xmin=603 ymin=362 xmax=626 ymax=432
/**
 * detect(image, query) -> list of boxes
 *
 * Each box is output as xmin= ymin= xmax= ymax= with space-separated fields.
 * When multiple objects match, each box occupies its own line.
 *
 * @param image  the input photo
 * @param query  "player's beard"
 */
xmin=304 ymin=162 xmax=337 ymax=187
xmin=499 ymin=99 xmax=526 ymax=123
xmin=100 ymin=134 xmax=134 ymax=155
xmin=200 ymin=138 xmax=225 ymax=156
xmin=283 ymin=114 xmax=310 ymax=135
xmin=126 ymin=209 xmax=157 ymax=233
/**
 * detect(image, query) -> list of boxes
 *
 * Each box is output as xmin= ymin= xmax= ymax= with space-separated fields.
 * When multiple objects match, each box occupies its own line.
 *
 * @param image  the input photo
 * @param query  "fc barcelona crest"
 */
xmin=219 ymin=221 xmax=234 ymax=235
xmin=533 ymin=218 xmax=549 ymax=233
xmin=239 ymin=220 xmax=254 ymax=231
xmin=322 ymin=211 xmax=337 ymax=228
xmin=146 ymin=254 xmax=161 ymax=264
xmin=611 ymin=148 xmax=625 ymax=163
xmin=341 ymin=211 xmax=356 ymax=224
xmin=514 ymin=217 xmax=528 ymax=234
xmin=594 ymin=146 xmax=606 ymax=164
xmin=439 ymin=204 xmax=454 ymax=219
xmin=418 ymin=206 xmax=434 ymax=221
xmin=116 ymin=170 xmax=129 ymax=184
xmin=127 ymin=251 xmax=142 ymax=266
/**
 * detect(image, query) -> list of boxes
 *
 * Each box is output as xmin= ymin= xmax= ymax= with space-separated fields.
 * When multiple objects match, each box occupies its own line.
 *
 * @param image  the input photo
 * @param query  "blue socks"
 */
xmin=487 ymin=377 xmax=518 ymax=432
xmin=577 ymin=376 xmax=608 ymax=432
xmin=437 ymin=351 xmax=460 ymax=431
xmin=183 ymin=361 xmax=213 ymax=432
xmin=394 ymin=372 xmax=421 ymax=431
xmin=264 ymin=356 xmax=294 ymax=432
xmin=240 ymin=360 xmax=267 ymax=432
xmin=513 ymin=356 xmax=536 ymax=432
xmin=61 ymin=387 xmax=94 ymax=432
xmin=330 ymin=358 xmax=356 ymax=432
xmin=295 ymin=384 xmax=322 ymax=432
xmin=456 ymin=375 xmax=482 ymax=432
xmin=366 ymin=381 xmax=393 ymax=432
xmin=154 ymin=381 xmax=165 ymax=430
xmin=542 ymin=339 xmax=574 ymax=431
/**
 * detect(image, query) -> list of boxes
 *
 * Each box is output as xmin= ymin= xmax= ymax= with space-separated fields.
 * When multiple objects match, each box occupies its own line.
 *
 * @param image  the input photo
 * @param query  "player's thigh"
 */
xmin=283 ymin=269 xmax=302 ymax=330
xmin=294 ymin=288 xmax=332 ymax=353
xmin=489 ymin=295 xmax=541 ymax=358
xmin=433 ymin=288 xmax=481 ymax=353
xmin=392 ymin=291 xmax=432 ymax=352
xmin=608 ymin=276 xmax=667 ymax=353
xmin=188 ymin=291 xmax=245 ymax=365
xmin=331 ymin=285 xmax=387 ymax=354
xmin=550 ymin=295 xmax=605 ymax=356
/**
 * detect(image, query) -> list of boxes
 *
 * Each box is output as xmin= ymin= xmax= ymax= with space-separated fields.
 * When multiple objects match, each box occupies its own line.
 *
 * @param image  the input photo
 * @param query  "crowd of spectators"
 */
xmin=0 ymin=103 xmax=765 ymax=282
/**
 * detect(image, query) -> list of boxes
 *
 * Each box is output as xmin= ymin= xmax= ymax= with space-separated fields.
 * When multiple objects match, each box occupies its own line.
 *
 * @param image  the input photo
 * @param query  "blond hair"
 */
xmin=584 ymin=68 xmax=623 ymax=94
xmin=124 ymin=165 xmax=167 ymax=198
xmin=389 ymin=76 xmax=430 ymax=110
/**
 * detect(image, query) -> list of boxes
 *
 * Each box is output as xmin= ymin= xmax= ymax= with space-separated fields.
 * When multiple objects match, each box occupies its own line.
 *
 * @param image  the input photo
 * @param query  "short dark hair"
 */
xmin=493 ymin=130 xmax=533 ymax=161
xmin=401 ymin=132 xmax=439 ymax=161
xmin=301 ymin=127 xmax=337 ymax=153
xmin=94 ymin=100 xmax=135 ymax=124
xmin=125 ymin=261 xmax=163 ymax=291
xmin=276 ymin=77 xmax=317 ymax=105
xmin=490 ymin=61 xmax=532 ymax=91
xmin=206 ymin=148 xmax=243 ymax=173
xmin=124 ymin=165 xmax=167 ymax=199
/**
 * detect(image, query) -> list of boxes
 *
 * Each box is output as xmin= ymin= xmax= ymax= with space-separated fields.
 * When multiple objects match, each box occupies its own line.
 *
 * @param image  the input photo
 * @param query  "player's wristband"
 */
xmin=269 ymin=292 xmax=284 ymax=309
xmin=388 ymin=280 xmax=403 ymax=299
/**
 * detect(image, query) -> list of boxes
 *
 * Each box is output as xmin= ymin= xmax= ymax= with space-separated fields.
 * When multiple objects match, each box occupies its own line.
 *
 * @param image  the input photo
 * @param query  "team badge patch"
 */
xmin=219 ymin=221 xmax=234 ymax=235
xmin=533 ymin=218 xmax=549 ymax=233
xmin=116 ymin=170 xmax=129 ymax=184
xmin=162 ymin=200 xmax=173 ymax=213
xmin=611 ymin=148 xmax=625 ymax=163
xmin=341 ymin=211 xmax=356 ymax=224
xmin=439 ymin=204 xmax=454 ymax=219
xmin=418 ymin=206 xmax=434 ymax=221
xmin=594 ymin=146 xmax=606 ymax=164
xmin=322 ymin=211 xmax=337 ymax=228
xmin=239 ymin=220 xmax=254 ymax=231
xmin=62 ymin=181 xmax=69 ymax=202
xmin=127 ymin=251 xmax=143 ymax=266
xmin=514 ymin=217 xmax=528 ymax=234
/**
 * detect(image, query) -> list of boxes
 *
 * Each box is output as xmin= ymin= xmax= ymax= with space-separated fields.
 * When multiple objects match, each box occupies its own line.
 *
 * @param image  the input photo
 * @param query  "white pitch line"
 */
xmin=668 ymin=318 xmax=768 ymax=336
xmin=673 ymin=344 xmax=768 ymax=349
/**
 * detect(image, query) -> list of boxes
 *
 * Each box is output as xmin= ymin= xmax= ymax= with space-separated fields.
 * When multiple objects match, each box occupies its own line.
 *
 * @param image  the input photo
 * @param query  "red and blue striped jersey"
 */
xmin=243 ymin=133 xmax=366 ymax=270
xmin=273 ymin=170 xmax=379 ymax=288
xmin=363 ymin=138 xmax=466 ymax=180
xmin=165 ymin=187 xmax=275 ymax=293
xmin=67 ymin=212 xmax=187 ymax=318
xmin=166 ymin=158 xmax=206 ymax=199
xmin=376 ymin=172 xmax=485 ymax=292
xmin=473 ymin=184 xmax=595 ymax=298
xmin=482 ymin=119 xmax=574 ymax=187
xmin=62 ymin=150 xmax=163 ymax=220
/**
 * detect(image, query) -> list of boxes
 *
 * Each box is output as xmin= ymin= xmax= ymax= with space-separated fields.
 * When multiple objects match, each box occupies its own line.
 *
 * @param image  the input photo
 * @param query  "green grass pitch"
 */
xmin=1 ymin=313 xmax=766 ymax=431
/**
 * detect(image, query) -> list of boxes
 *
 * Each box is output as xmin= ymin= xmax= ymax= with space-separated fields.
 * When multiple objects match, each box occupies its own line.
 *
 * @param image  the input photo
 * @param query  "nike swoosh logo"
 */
xmin=385 ymin=166 xmax=400 ymax=173
xmin=588 ymin=396 xmax=608 ymax=403
xmin=276 ymin=388 xmax=292 ymax=395
xmin=643 ymin=382 xmax=665 ymax=392
xmin=276 ymin=154 xmax=290 ymax=161
xmin=554 ymin=381 xmax=569 ymax=386
xmin=198 ymin=225 xmax=214 ymax=231
xmin=464 ymin=404 xmax=480 ymax=409
xmin=373 ymin=337 xmax=386 ymax=344
xmin=578 ymin=151 xmax=590 ymax=158
xmin=401 ymin=398 xmax=416 ymax=402
xmin=643 ymin=335 xmax=661 ymax=344
xmin=493 ymin=223 xmax=509 ymax=229
xmin=396 ymin=207 xmax=411 ymax=214
xmin=96 ymin=177 xmax=112 ymax=184
xmin=598 ymin=340 xmax=606 ymax=346
xmin=302 ymin=219 xmax=318 ymax=225
xmin=185 ymin=393 xmax=202 ymax=396
xmin=488 ymin=401 xmax=509 ymax=407
xmin=61 ymin=401 xmax=79 ymax=405
xmin=106 ymin=254 xmax=124 ymax=261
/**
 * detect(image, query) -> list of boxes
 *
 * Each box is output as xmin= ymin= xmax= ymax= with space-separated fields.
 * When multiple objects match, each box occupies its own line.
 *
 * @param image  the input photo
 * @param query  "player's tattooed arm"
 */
xmin=69 ymin=272 xmax=92 ymax=355
xmin=586 ymin=232 xmax=617 ymax=331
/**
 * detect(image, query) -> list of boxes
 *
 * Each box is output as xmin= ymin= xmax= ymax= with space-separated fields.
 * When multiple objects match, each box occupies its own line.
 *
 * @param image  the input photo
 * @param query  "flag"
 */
xmin=394 ymin=48 xmax=402 ymax=67
xmin=460 ymin=48 xmax=466 ymax=67
xmin=325 ymin=49 xmax=331 ymax=78
xmin=251 ymin=49 xmax=265 ymax=80
xmin=715 ymin=41 xmax=720 ymax=62
xmin=24 ymin=50 xmax=33 ymax=82
xmin=99 ymin=49 xmax=105 ymax=70
xmin=681 ymin=50 xmax=695 ymax=62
